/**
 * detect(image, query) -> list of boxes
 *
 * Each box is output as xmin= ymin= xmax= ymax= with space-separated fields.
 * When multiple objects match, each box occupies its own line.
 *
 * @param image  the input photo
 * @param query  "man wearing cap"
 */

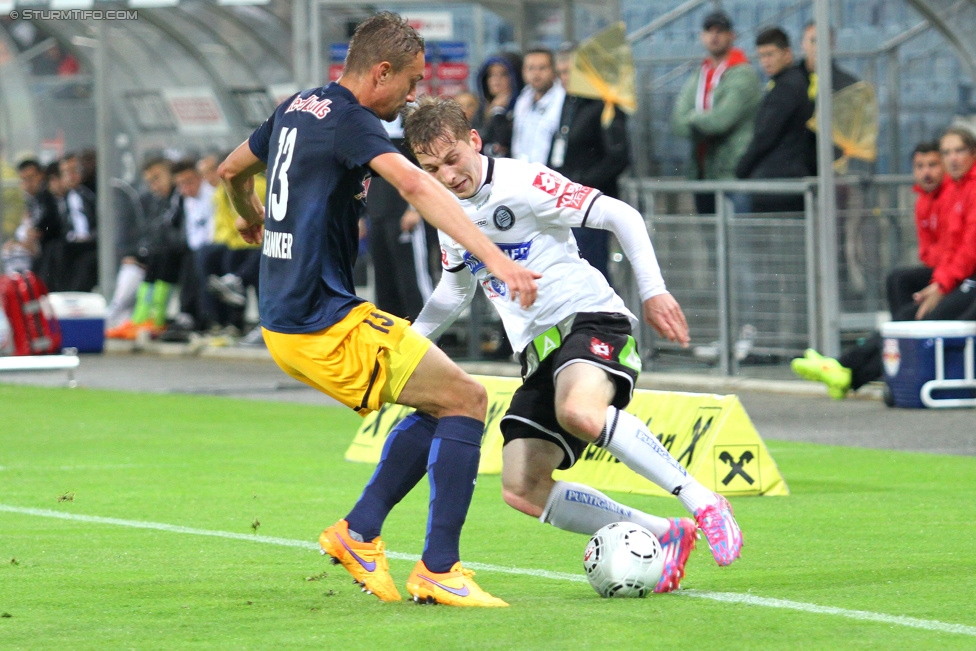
xmin=672 ymin=11 xmax=761 ymax=216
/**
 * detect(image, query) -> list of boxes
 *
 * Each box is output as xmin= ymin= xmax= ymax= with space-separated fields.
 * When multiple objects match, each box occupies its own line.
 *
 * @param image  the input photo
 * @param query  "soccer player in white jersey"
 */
xmin=402 ymin=96 xmax=743 ymax=590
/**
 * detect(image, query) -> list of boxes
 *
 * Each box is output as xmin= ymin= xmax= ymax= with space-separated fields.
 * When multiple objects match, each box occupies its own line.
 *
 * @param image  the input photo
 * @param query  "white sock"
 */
xmin=540 ymin=480 xmax=671 ymax=537
xmin=597 ymin=406 xmax=717 ymax=516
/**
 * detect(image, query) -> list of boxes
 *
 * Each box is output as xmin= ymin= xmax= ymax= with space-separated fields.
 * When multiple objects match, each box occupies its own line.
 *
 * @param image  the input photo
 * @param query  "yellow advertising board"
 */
xmin=345 ymin=376 xmax=788 ymax=497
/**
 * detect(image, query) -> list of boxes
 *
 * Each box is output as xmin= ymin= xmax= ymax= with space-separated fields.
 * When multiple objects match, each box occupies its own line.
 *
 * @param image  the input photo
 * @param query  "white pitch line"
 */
xmin=2 ymin=503 xmax=974 ymax=638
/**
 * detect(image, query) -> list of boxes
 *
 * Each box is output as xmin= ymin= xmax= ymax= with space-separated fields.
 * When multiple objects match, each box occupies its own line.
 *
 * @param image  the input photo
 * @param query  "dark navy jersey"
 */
xmin=248 ymin=82 xmax=399 ymax=333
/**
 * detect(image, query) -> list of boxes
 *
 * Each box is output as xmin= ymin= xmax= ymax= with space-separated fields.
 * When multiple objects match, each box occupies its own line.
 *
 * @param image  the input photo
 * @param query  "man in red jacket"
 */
xmin=886 ymin=141 xmax=950 ymax=314
xmin=793 ymin=128 xmax=976 ymax=398
xmin=914 ymin=127 xmax=976 ymax=318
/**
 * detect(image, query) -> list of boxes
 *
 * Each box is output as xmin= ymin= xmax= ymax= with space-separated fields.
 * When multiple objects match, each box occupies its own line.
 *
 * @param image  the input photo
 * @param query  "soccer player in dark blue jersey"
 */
xmin=218 ymin=12 xmax=539 ymax=607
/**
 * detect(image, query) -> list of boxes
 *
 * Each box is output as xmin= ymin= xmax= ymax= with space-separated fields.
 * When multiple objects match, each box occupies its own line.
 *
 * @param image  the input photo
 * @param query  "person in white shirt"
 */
xmin=511 ymin=48 xmax=566 ymax=164
xmin=173 ymin=159 xmax=216 ymax=331
xmin=402 ymin=96 xmax=745 ymax=592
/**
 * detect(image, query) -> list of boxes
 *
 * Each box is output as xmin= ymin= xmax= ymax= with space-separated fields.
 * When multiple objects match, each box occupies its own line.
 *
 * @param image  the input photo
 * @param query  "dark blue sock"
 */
xmin=421 ymin=415 xmax=484 ymax=573
xmin=345 ymin=412 xmax=437 ymax=540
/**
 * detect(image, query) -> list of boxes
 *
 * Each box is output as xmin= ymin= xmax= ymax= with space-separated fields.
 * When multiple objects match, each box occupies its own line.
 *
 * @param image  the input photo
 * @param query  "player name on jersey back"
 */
xmin=263 ymin=230 xmax=294 ymax=259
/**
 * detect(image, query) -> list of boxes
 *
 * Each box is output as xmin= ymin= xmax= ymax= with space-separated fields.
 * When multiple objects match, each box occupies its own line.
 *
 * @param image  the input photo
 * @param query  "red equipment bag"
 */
xmin=0 ymin=271 xmax=63 ymax=356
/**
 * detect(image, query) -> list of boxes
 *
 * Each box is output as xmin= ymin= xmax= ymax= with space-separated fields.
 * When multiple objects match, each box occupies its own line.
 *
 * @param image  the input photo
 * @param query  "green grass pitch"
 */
xmin=1 ymin=383 xmax=975 ymax=649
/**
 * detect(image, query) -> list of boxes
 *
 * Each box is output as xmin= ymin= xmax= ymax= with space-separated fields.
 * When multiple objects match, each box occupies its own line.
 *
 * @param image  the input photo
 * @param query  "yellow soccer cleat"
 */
xmin=791 ymin=349 xmax=852 ymax=399
xmin=406 ymin=560 xmax=509 ymax=607
xmin=319 ymin=520 xmax=402 ymax=602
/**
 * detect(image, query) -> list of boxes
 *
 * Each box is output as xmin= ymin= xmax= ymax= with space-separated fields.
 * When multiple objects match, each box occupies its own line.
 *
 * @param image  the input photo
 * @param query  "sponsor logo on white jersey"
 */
xmin=532 ymin=171 xmax=561 ymax=196
xmin=557 ymin=182 xmax=595 ymax=210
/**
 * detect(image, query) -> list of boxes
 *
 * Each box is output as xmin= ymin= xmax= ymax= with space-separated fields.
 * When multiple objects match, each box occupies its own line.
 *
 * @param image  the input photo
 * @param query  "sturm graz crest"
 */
xmin=493 ymin=205 xmax=515 ymax=230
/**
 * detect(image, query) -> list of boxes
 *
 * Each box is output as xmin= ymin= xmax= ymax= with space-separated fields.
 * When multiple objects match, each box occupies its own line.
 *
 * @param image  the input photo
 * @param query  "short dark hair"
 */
xmin=913 ymin=141 xmax=940 ymax=156
xmin=142 ymin=156 xmax=171 ymax=174
xmin=45 ymin=161 xmax=60 ymax=178
xmin=756 ymin=27 xmax=791 ymax=50
xmin=17 ymin=159 xmax=42 ymax=173
xmin=942 ymin=127 xmax=976 ymax=153
xmin=803 ymin=19 xmax=836 ymax=41
xmin=344 ymin=11 xmax=425 ymax=76
xmin=523 ymin=47 xmax=555 ymax=68
xmin=171 ymin=158 xmax=199 ymax=175
xmin=402 ymin=95 xmax=471 ymax=158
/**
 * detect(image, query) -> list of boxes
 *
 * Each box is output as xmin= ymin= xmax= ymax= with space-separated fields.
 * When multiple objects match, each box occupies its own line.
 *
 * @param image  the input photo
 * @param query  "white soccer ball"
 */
xmin=583 ymin=522 xmax=664 ymax=598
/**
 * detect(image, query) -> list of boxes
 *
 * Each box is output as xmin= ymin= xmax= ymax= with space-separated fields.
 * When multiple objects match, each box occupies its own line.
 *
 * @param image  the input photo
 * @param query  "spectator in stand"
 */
xmin=198 ymin=153 xmax=264 ymax=341
xmin=735 ymin=27 xmax=814 ymax=213
xmin=913 ymin=128 xmax=976 ymax=319
xmin=548 ymin=44 xmax=631 ymax=282
xmin=104 ymin=174 xmax=147 ymax=328
xmin=1 ymin=142 xmax=27 ymax=240
xmin=797 ymin=21 xmax=859 ymax=173
xmin=453 ymin=91 xmax=480 ymax=125
xmin=671 ymin=11 xmax=762 ymax=215
xmin=0 ymin=211 xmax=38 ymax=275
xmin=475 ymin=52 xmax=523 ymax=157
xmin=172 ymin=158 xmax=215 ymax=332
xmin=797 ymin=21 xmax=868 ymax=297
xmin=16 ymin=159 xmax=63 ymax=289
xmin=887 ymin=142 xmax=950 ymax=315
xmin=45 ymin=161 xmax=67 ymax=256
xmin=79 ymin=148 xmax=97 ymax=195
xmin=365 ymin=116 xmax=433 ymax=322
xmin=106 ymin=157 xmax=186 ymax=340
xmin=793 ymin=128 xmax=976 ymax=398
xmin=512 ymin=47 xmax=565 ymax=164
xmin=60 ymin=152 xmax=98 ymax=291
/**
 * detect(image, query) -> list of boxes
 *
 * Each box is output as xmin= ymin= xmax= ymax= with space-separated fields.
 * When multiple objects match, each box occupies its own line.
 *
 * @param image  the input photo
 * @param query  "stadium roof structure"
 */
xmin=3 ymin=0 xmax=976 ymax=357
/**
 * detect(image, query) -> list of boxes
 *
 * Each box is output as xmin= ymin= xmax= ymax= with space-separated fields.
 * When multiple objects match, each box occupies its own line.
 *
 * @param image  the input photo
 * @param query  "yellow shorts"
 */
xmin=262 ymin=302 xmax=431 ymax=416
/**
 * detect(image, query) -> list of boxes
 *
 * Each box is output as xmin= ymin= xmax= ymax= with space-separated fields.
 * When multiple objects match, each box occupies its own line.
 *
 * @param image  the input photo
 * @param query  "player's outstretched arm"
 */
xmin=584 ymin=195 xmax=689 ymax=346
xmin=370 ymin=152 xmax=541 ymax=308
xmin=218 ymin=140 xmax=268 ymax=245
xmin=643 ymin=293 xmax=690 ymax=347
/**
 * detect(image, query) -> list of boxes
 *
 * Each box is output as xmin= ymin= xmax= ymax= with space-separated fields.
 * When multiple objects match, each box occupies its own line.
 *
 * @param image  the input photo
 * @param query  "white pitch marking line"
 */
xmin=2 ymin=503 xmax=974 ymax=638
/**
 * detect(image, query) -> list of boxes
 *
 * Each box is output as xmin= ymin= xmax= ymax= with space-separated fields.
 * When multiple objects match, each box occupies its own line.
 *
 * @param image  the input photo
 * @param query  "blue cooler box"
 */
xmin=48 ymin=292 xmax=107 ymax=353
xmin=881 ymin=321 xmax=976 ymax=408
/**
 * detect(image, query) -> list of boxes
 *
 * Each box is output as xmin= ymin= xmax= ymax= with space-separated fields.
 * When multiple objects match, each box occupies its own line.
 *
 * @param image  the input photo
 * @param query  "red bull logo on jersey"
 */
xmin=355 ymin=175 xmax=371 ymax=201
xmin=285 ymin=95 xmax=333 ymax=119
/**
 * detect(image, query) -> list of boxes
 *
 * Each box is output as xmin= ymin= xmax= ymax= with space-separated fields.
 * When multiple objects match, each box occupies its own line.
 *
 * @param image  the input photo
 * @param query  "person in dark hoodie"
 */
xmin=16 ymin=159 xmax=63 ymax=289
xmin=475 ymin=52 xmax=523 ymax=158
xmin=798 ymin=21 xmax=858 ymax=173
xmin=734 ymin=27 xmax=813 ymax=213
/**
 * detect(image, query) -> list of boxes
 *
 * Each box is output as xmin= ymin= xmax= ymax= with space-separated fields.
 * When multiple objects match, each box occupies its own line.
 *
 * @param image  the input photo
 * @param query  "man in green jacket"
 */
xmin=671 ymin=11 xmax=762 ymax=215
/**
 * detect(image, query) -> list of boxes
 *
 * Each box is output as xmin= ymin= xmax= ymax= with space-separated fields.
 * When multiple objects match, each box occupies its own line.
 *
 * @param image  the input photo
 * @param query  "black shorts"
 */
xmin=499 ymin=312 xmax=641 ymax=470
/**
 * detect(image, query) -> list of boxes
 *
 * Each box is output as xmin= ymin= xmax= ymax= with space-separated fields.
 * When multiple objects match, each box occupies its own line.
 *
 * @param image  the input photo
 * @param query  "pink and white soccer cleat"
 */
xmin=694 ymin=494 xmax=742 ymax=566
xmin=654 ymin=517 xmax=698 ymax=593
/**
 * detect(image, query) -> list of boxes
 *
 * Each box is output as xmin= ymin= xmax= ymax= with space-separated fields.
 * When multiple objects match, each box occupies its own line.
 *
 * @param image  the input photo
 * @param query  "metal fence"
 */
xmin=617 ymin=175 xmax=917 ymax=375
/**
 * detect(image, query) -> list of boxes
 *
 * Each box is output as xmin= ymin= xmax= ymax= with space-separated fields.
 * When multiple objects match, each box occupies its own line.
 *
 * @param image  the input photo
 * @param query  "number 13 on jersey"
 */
xmin=269 ymin=126 xmax=298 ymax=222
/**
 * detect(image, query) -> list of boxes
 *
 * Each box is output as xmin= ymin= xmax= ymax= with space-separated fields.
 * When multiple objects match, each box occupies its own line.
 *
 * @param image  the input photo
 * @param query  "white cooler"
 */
xmin=48 ymin=292 xmax=107 ymax=353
